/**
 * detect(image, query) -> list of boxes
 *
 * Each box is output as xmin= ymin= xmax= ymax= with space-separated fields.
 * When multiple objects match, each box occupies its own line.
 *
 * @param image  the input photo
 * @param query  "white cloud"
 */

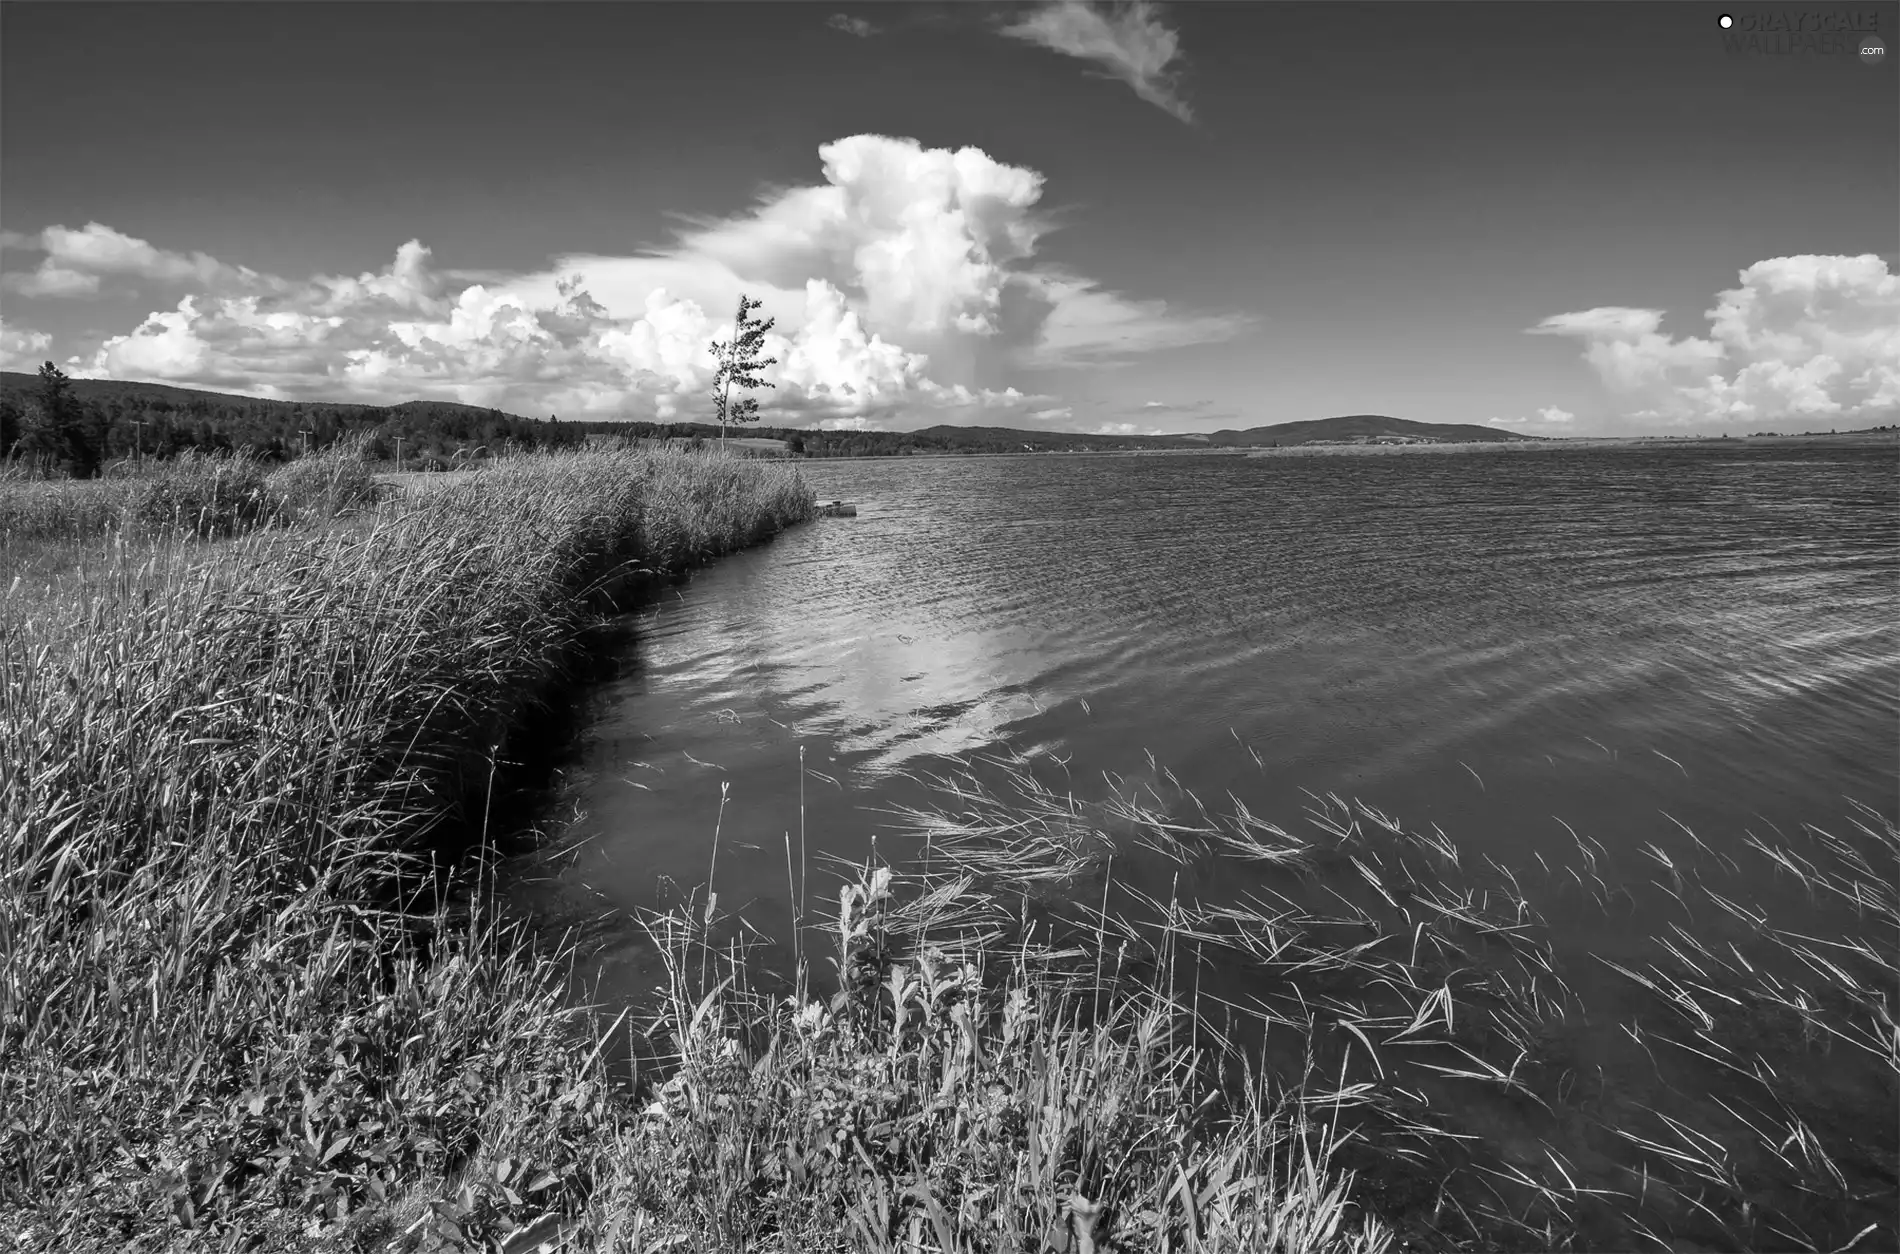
xmin=1486 ymin=406 xmax=1574 ymax=429
xmin=1531 ymin=255 xmax=1900 ymax=425
xmin=39 ymin=134 xmax=1246 ymax=427
xmin=0 ymin=320 xmax=54 ymax=370
xmin=4 ymin=266 xmax=101 ymax=298
xmin=827 ymin=12 xmax=876 ymax=37
xmin=1 ymin=222 xmax=283 ymax=298
xmin=315 ymin=239 xmax=442 ymax=314
xmin=1000 ymin=1 xmax=1193 ymax=123
xmin=1018 ymin=268 xmax=1252 ymax=364
xmin=74 ymin=239 xmax=1038 ymax=425
xmin=771 ymin=279 xmax=931 ymax=402
xmin=1487 ymin=406 xmax=1574 ymax=428
xmin=94 ymin=298 xmax=214 ymax=378
xmin=651 ymin=135 xmax=1048 ymax=346
xmin=1121 ymin=397 xmax=1229 ymax=423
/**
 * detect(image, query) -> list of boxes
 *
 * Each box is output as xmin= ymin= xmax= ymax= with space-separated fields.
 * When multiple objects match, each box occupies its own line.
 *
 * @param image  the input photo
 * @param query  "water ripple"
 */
xmin=551 ymin=443 xmax=1897 ymax=910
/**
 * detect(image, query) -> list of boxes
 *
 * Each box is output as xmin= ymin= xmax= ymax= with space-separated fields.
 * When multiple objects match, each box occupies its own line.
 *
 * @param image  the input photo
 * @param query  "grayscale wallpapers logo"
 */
xmin=1716 ymin=10 xmax=1887 ymax=60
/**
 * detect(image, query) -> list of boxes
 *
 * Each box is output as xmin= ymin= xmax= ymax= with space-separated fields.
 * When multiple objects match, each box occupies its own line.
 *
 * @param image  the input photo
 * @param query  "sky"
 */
xmin=1 ymin=2 xmax=1895 ymax=437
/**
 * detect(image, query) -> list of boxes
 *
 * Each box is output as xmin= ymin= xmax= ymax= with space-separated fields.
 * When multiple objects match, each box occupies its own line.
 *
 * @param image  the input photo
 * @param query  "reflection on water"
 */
xmin=527 ymin=444 xmax=1894 ymax=915
xmin=509 ymin=442 xmax=1898 ymax=1246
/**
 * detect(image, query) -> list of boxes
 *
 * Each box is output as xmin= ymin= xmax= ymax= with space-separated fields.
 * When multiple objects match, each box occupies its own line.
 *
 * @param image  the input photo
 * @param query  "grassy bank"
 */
xmin=3 ymin=445 xmax=1387 ymax=1253
xmin=0 ymin=444 xmax=822 ymax=1250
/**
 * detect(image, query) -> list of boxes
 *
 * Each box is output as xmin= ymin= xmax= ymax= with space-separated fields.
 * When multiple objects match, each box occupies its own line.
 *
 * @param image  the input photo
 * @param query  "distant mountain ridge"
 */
xmin=1201 ymin=414 xmax=1540 ymax=446
xmin=0 ymin=375 xmax=1543 ymax=447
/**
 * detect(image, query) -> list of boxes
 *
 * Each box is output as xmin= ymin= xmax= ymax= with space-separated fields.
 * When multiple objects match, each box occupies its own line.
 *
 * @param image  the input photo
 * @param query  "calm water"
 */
xmin=513 ymin=442 xmax=1898 ymax=1247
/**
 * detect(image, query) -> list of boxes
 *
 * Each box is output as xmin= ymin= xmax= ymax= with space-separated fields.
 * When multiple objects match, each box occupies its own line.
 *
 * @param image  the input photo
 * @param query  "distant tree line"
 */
xmin=0 ymin=365 xmax=1223 ymax=478
xmin=603 ymin=420 xmax=1203 ymax=457
xmin=0 ymin=364 xmax=590 ymax=477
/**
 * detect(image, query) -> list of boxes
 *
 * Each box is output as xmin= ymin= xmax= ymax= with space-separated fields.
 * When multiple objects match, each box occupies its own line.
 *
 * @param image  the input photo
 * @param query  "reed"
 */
xmin=4 ymin=441 xmax=1891 ymax=1252
xmin=805 ymin=750 xmax=1896 ymax=1252
xmin=612 ymin=857 xmax=1391 ymax=1253
xmin=0 ymin=444 xmax=815 ymax=1249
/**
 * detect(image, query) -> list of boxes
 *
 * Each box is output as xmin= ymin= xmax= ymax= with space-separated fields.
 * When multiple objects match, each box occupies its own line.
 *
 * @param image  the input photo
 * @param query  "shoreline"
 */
xmin=784 ymin=429 xmax=1900 ymax=463
xmin=3 ymin=446 xmax=830 ymax=1250
xmin=5 ymin=444 xmax=1893 ymax=1252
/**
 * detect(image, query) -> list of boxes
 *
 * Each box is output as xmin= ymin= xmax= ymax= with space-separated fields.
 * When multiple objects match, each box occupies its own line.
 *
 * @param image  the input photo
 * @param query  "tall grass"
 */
xmin=2 ymin=442 xmax=389 ymax=586
xmin=6 ymin=439 xmax=1887 ymax=1251
xmin=0 ymin=445 xmax=815 ymax=1250
xmin=612 ymin=863 xmax=1390 ymax=1253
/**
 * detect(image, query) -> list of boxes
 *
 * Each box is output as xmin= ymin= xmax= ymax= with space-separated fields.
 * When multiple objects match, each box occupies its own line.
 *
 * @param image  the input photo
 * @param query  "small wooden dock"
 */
xmin=816 ymin=500 xmax=858 ymax=517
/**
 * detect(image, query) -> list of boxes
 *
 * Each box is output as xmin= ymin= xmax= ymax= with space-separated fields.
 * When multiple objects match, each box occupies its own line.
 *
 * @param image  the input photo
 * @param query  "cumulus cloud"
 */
xmin=0 ymin=320 xmax=54 ymax=370
xmin=27 ymin=134 xmax=1245 ymax=428
xmin=1530 ymin=255 xmax=1900 ymax=426
xmin=1000 ymin=0 xmax=1193 ymax=123
xmin=1 ymin=221 xmax=283 ymax=298
xmin=651 ymin=135 xmax=1050 ymax=349
xmin=827 ymin=12 xmax=876 ymax=37
xmin=72 ymin=236 xmax=1035 ymax=424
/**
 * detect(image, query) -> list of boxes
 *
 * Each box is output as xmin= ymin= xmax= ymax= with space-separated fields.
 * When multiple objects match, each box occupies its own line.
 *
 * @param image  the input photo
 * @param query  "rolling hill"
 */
xmin=1201 ymin=414 xmax=1540 ymax=446
xmin=0 ymin=371 xmax=341 ymax=415
xmin=0 ymin=374 xmax=1546 ymax=453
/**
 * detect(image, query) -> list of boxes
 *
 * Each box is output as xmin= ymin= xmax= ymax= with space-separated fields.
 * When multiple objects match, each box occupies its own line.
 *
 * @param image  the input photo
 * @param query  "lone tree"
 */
xmin=19 ymin=361 xmax=96 ymax=477
xmin=708 ymin=294 xmax=777 ymax=451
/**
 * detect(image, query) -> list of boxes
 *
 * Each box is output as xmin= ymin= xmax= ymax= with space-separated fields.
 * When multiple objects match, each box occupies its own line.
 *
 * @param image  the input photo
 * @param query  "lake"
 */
xmin=509 ymin=441 xmax=1897 ymax=1249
